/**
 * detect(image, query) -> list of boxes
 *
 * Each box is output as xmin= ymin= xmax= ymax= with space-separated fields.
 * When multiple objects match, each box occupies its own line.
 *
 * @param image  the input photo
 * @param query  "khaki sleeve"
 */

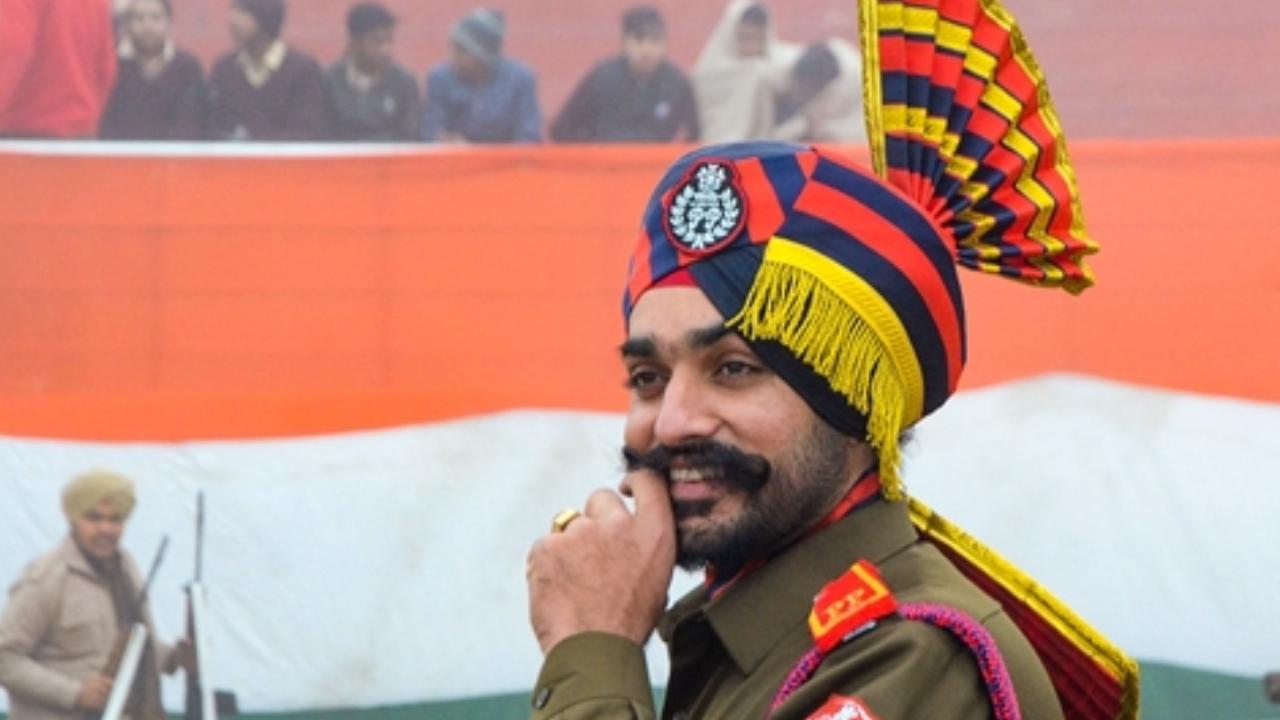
xmin=0 ymin=568 xmax=83 ymax=711
xmin=770 ymin=618 xmax=994 ymax=720
xmin=530 ymin=632 xmax=657 ymax=720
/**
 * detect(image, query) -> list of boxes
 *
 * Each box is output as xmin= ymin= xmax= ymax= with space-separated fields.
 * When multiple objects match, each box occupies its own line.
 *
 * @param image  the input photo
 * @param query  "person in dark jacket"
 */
xmin=207 ymin=0 xmax=330 ymax=141
xmin=100 ymin=0 xmax=207 ymax=140
xmin=325 ymin=2 xmax=421 ymax=142
xmin=550 ymin=6 xmax=699 ymax=143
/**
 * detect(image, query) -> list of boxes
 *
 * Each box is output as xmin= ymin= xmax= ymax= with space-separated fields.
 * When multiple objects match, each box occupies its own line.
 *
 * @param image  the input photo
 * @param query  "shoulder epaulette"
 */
xmin=773 ymin=559 xmax=1024 ymax=720
xmin=770 ymin=560 xmax=899 ymax=713
xmin=809 ymin=559 xmax=898 ymax=653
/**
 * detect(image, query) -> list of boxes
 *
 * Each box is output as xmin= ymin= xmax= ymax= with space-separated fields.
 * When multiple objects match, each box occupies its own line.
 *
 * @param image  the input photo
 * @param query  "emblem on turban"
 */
xmin=664 ymin=161 xmax=745 ymax=254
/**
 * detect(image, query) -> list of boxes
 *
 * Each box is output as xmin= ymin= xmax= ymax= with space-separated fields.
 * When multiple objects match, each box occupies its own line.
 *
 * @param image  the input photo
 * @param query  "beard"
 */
xmin=623 ymin=419 xmax=852 ymax=574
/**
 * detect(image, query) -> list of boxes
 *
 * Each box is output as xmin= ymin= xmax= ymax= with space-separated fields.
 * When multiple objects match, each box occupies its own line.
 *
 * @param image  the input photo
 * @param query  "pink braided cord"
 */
xmin=769 ymin=646 xmax=824 ymax=712
xmin=899 ymin=602 xmax=1022 ymax=720
xmin=766 ymin=604 xmax=1023 ymax=720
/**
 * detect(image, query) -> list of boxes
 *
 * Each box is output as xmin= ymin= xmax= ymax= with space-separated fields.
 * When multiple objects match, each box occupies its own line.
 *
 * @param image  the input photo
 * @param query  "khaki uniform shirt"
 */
xmin=0 ymin=537 xmax=171 ymax=720
xmin=532 ymin=499 xmax=1065 ymax=719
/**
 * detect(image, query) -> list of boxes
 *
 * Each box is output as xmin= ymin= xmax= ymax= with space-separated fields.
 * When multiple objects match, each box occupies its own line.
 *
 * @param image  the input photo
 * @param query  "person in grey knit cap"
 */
xmin=421 ymin=7 xmax=542 ymax=143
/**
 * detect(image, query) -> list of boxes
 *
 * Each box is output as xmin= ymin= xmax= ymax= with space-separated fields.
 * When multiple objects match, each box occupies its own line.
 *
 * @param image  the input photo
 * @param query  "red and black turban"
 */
xmin=623 ymin=0 xmax=1096 ymax=499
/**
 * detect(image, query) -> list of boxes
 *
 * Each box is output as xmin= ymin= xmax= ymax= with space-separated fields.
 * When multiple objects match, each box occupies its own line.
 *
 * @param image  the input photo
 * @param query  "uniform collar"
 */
xmin=659 ymin=498 xmax=919 ymax=675
xmin=237 ymin=40 xmax=287 ymax=88
xmin=344 ymin=56 xmax=379 ymax=92
xmin=57 ymin=535 xmax=106 ymax=581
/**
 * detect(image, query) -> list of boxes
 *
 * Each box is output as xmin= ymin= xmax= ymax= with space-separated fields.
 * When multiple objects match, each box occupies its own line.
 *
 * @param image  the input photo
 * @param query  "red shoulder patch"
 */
xmin=805 ymin=693 xmax=882 ymax=720
xmin=808 ymin=559 xmax=897 ymax=654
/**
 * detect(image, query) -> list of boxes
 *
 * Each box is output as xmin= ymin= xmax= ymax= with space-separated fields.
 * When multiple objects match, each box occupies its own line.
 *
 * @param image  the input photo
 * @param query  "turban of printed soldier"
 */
xmin=623 ymin=0 xmax=1097 ymax=500
xmin=63 ymin=470 xmax=136 ymax=522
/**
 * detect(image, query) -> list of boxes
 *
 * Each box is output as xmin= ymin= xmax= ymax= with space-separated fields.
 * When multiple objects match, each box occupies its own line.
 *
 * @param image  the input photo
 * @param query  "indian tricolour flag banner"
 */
xmin=2 ymin=140 xmax=1279 ymax=719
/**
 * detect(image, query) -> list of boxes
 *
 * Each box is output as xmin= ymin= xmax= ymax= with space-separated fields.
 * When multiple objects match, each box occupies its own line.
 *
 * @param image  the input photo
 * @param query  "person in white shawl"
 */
xmin=692 ymin=0 xmax=799 ymax=143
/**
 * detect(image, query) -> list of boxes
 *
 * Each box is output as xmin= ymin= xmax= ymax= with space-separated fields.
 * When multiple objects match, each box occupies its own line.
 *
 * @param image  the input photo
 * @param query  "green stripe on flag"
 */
xmin=3 ymin=662 xmax=1273 ymax=719
xmin=1141 ymin=660 xmax=1278 ymax=719
xmin=236 ymin=693 xmax=533 ymax=719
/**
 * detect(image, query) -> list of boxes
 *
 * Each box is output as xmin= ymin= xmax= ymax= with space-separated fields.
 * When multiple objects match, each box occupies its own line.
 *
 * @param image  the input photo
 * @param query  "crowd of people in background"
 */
xmin=0 ymin=0 xmax=865 ymax=144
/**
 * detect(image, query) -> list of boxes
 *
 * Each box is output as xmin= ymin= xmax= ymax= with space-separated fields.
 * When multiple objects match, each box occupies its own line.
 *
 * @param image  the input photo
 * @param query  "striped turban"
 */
xmin=623 ymin=0 xmax=1096 ymax=500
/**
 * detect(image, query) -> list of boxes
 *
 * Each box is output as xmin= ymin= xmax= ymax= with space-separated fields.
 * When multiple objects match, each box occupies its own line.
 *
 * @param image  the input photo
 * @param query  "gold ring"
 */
xmin=551 ymin=508 xmax=582 ymax=533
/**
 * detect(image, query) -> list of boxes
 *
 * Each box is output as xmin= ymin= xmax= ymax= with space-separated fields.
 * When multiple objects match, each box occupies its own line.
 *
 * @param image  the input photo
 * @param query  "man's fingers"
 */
xmin=625 ymin=469 xmax=673 ymax=530
xmin=583 ymin=488 xmax=627 ymax=518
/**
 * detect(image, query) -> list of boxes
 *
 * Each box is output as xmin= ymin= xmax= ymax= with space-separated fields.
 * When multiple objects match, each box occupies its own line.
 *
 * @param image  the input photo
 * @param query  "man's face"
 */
xmin=735 ymin=20 xmax=767 ymax=58
xmin=126 ymin=0 xmax=170 ymax=55
xmin=622 ymin=31 xmax=666 ymax=77
xmin=450 ymin=44 xmax=489 ymax=83
xmin=228 ymin=6 xmax=261 ymax=51
xmin=71 ymin=498 xmax=126 ymax=562
xmin=351 ymin=26 xmax=395 ymax=75
xmin=622 ymin=287 xmax=866 ymax=571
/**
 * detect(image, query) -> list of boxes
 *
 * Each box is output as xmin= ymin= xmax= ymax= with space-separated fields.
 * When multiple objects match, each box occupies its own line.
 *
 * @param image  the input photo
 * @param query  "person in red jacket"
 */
xmin=0 ymin=0 xmax=117 ymax=138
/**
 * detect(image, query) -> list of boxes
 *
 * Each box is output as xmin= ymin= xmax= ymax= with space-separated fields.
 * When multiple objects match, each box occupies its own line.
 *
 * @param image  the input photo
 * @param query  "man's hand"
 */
xmin=75 ymin=673 xmax=113 ymax=711
xmin=527 ymin=469 xmax=676 ymax=655
xmin=167 ymin=638 xmax=197 ymax=675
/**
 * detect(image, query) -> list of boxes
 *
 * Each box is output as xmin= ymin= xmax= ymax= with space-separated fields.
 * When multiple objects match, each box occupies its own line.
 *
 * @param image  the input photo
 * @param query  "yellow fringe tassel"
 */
xmin=727 ymin=260 xmax=910 ymax=500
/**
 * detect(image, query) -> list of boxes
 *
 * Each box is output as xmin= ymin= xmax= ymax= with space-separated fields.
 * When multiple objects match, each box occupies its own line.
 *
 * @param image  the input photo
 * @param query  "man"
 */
xmin=0 ymin=0 xmax=116 ymax=138
xmin=421 ymin=7 xmax=541 ymax=144
xmin=207 ymin=0 xmax=330 ymax=141
xmin=0 ymin=472 xmax=187 ymax=719
xmin=550 ymin=6 xmax=699 ymax=143
xmin=325 ymin=2 xmax=422 ymax=142
xmin=526 ymin=0 xmax=1139 ymax=717
xmin=770 ymin=39 xmax=864 ymax=143
xmin=100 ymin=0 xmax=208 ymax=141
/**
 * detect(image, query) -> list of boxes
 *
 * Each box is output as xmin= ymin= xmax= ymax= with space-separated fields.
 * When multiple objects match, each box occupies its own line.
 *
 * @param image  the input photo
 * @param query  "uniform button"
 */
xmin=533 ymin=687 xmax=551 ymax=709
xmin=672 ymin=712 xmax=690 ymax=720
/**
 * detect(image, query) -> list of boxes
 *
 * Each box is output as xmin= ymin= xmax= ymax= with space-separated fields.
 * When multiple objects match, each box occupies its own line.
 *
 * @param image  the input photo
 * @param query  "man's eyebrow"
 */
xmin=619 ymin=323 xmax=732 ymax=358
xmin=688 ymin=323 xmax=732 ymax=349
xmin=619 ymin=336 xmax=656 ymax=358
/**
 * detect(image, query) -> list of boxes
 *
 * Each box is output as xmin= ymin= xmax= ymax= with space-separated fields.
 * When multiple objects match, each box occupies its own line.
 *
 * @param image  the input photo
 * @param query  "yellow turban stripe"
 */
xmin=62 ymin=470 xmax=136 ymax=521
xmin=860 ymin=0 xmax=1097 ymax=293
xmin=856 ymin=2 xmax=1137 ymax=718
xmin=728 ymin=237 xmax=922 ymax=500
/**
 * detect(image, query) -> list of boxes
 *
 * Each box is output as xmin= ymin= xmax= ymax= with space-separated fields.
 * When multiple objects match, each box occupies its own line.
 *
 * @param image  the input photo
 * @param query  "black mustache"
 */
xmin=622 ymin=441 xmax=771 ymax=493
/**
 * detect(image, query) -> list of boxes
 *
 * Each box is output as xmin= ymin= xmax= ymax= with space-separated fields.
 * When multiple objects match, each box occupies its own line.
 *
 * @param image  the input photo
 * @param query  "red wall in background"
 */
xmin=2 ymin=139 xmax=1279 ymax=440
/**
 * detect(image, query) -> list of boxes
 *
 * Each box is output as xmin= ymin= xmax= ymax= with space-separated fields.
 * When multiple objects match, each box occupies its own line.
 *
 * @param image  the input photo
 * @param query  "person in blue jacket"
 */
xmin=421 ymin=7 xmax=541 ymax=144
